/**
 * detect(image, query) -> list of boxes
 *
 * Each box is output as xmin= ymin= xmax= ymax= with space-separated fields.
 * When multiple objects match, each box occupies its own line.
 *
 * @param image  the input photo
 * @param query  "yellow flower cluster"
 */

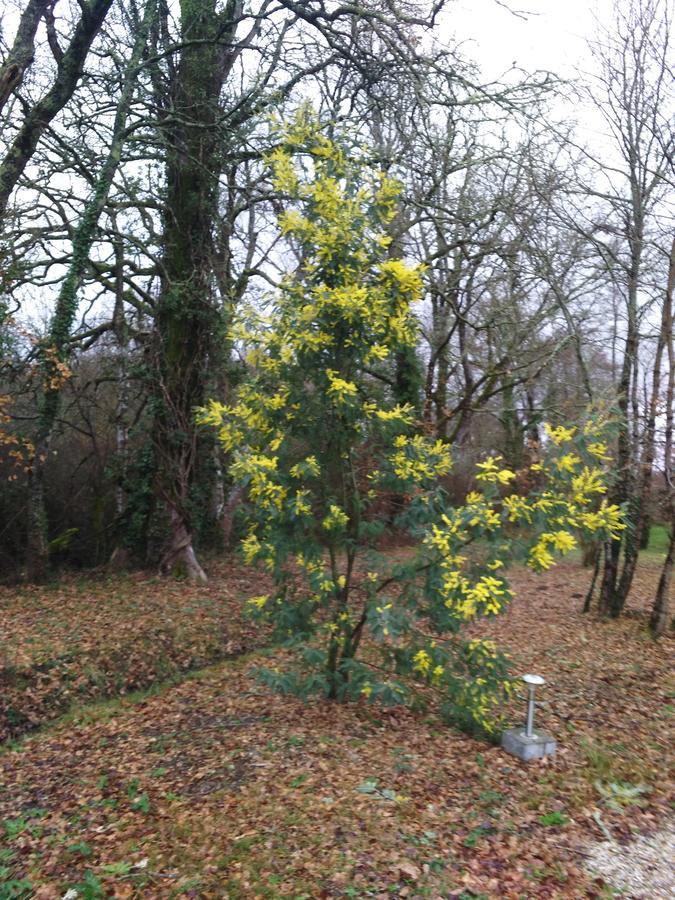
xmin=370 ymin=404 xmax=414 ymax=424
xmin=529 ymin=530 xmax=578 ymax=571
xmin=463 ymin=576 xmax=510 ymax=617
xmin=571 ymin=467 xmax=607 ymax=505
xmin=544 ymin=423 xmax=576 ymax=445
xmin=322 ymin=504 xmax=349 ymax=532
xmin=412 ymin=649 xmax=432 ymax=677
xmin=577 ymin=500 xmax=624 ymax=537
xmin=475 ymin=456 xmax=516 ymax=485
xmin=231 ymin=453 xmax=287 ymax=513
xmin=325 ymin=369 xmax=358 ymax=405
xmin=502 ymin=494 xmax=533 ymax=523
xmin=464 ymin=493 xmax=501 ymax=530
xmin=453 ymin=680 xmax=504 ymax=734
xmin=588 ymin=442 xmax=611 ymax=461
xmin=554 ymin=452 xmax=582 ymax=473
xmin=289 ymin=456 xmax=321 ymax=478
xmin=438 ymin=564 xmax=511 ymax=620
xmin=466 ymin=639 xmax=499 ymax=660
xmin=388 ymin=435 xmax=453 ymax=484
xmin=379 ymin=259 xmax=425 ymax=294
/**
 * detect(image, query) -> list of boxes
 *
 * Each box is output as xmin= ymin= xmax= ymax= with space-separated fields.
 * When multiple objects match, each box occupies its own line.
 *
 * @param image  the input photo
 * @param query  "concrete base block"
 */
xmin=501 ymin=728 xmax=556 ymax=762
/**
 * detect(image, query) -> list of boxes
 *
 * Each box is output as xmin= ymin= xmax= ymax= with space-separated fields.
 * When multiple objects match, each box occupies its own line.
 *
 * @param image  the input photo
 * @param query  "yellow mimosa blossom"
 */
xmin=475 ymin=456 xmax=516 ymax=485
xmin=555 ymin=452 xmax=581 ymax=473
xmin=544 ymin=422 xmax=576 ymax=445
xmin=588 ymin=442 xmax=611 ymax=461
xmin=571 ymin=467 xmax=607 ymax=504
xmin=322 ymin=504 xmax=349 ymax=531
xmin=379 ymin=259 xmax=425 ymax=294
xmin=413 ymin=649 xmax=432 ymax=676
xmin=325 ymin=369 xmax=358 ymax=404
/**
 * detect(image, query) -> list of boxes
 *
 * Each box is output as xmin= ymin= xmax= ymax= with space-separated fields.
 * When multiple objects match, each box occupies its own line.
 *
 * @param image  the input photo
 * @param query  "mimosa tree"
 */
xmin=200 ymin=112 xmax=623 ymax=734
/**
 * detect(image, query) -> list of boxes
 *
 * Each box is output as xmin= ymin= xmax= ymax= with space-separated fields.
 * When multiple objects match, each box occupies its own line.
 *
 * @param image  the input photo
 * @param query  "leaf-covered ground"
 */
xmin=0 ymin=558 xmax=673 ymax=898
xmin=0 ymin=562 xmax=270 ymax=743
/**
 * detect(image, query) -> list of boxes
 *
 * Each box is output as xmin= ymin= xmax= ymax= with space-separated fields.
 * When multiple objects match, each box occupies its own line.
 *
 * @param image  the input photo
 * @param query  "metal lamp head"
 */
xmin=522 ymin=673 xmax=545 ymax=687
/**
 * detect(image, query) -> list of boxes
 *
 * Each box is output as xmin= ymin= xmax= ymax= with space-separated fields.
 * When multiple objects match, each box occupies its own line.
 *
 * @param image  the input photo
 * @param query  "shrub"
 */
xmin=200 ymin=112 xmax=622 ymax=734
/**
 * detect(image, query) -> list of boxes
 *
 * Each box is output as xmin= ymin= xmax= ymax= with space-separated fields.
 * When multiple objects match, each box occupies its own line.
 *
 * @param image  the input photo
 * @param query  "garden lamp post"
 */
xmin=501 ymin=672 xmax=556 ymax=762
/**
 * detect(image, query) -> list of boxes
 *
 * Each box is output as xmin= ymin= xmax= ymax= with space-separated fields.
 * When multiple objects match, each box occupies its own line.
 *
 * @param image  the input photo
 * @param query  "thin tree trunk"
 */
xmin=107 ymin=234 xmax=132 ymax=569
xmin=221 ymin=483 xmax=245 ymax=548
xmin=500 ymin=369 xmax=523 ymax=469
xmin=650 ymin=238 xmax=675 ymax=636
xmin=598 ymin=539 xmax=616 ymax=617
xmin=583 ymin=545 xmax=601 ymax=613
xmin=113 ymin=237 xmax=130 ymax=523
xmin=600 ymin=266 xmax=640 ymax=617
xmin=25 ymin=434 xmax=50 ymax=581
xmin=24 ymin=0 xmax=156 ymax=580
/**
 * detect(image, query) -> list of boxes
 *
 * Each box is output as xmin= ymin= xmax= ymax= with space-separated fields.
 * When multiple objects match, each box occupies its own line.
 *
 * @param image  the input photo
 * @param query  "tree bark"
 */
xmin=159 ymin=505 xmax=208 ymax=583
xmin=650 ymin=237 xmax=675 ymax=636
xmin=152 ymin=0 xmax=243 ymax=582
xmin=0 ymin=0 xmax=51 ymax=116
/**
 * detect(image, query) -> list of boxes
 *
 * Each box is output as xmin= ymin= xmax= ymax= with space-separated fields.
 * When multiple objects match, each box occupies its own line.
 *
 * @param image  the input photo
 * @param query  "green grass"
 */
xmin=646 ymin=524 xmax=670 ymax=555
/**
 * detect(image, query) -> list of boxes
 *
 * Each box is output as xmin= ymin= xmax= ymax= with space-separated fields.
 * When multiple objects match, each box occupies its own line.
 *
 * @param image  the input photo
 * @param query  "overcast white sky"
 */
xmin=445 ymin=0 xmax=614 ymax=78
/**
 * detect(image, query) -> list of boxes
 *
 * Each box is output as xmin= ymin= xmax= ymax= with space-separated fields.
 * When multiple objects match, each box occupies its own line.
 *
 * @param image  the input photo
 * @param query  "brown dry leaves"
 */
xmin=0 ymin=559 xmax=270 ymax=742
xmin=0 ymin=558 xmax=672 ymax=898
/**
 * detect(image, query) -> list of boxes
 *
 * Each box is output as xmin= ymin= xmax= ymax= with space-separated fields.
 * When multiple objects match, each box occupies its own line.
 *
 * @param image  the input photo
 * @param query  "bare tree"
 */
xmin=0 ymin=0 xmax=116 ymax=217
xmin=572 ymin=0 xmax=674 ymax=616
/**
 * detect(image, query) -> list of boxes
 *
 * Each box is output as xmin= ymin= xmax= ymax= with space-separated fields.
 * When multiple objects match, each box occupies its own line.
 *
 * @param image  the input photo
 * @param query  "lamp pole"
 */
xmin=522 ymin=673 xmax=545 ymax=738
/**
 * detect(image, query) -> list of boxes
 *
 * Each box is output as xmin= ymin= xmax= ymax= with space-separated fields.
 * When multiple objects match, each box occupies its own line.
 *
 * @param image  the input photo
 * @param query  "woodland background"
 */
xmin=0 ymin=0 xmax=673 ymax=630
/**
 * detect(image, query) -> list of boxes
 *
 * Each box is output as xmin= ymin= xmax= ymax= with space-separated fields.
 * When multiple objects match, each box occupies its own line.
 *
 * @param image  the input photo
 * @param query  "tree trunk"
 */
xmin=221 ymin=483 xmax=245 ymax=548
xmin=582 ymin=544 xmax=601 ymax=613
xmin=500 ymin=370 xmax=523 ymax=469
xmin=152 ymin=0 xmax=243 ymax=582
xmin=159 ymin=505 xmax=208 ymax=582
xmin=25 ymin=433 xmax=50 ymax=582
xmin=600 ymin=258 xmax=641 ymax=617
xmin=113 ymin=237 xmax=130 ymax=523
xmin=107 ymin=233 xmax=132 ymax=569
xmin=650 ymin=238 xmax=675 ymax=636
xmin=581 ymin=539 xmax=598 ymax=568
xmin=0 ymin=0 xmax=51 ymax=116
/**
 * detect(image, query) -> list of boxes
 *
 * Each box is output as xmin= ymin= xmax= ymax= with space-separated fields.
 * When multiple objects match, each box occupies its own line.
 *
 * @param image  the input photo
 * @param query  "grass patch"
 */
xmin=646 ymin=524 xmax=671 ymax=555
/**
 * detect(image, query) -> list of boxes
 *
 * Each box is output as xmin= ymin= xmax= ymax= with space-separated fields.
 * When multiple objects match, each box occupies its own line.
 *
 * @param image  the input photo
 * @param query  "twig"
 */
xmin=592 ymin=810 xmax=614 ymax=842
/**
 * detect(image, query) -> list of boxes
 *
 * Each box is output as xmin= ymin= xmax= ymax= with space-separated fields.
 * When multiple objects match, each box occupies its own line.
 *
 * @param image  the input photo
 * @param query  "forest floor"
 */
xmin=0 ymin=555 xmax=673 ymax=899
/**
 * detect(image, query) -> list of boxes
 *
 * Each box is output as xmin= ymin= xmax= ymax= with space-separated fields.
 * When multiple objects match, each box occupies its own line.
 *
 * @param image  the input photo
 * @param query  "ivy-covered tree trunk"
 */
xmin=154 ymin=0 xmax=242 ymax=582
xmin=24 ymin=2 xmax=155 ymax=580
